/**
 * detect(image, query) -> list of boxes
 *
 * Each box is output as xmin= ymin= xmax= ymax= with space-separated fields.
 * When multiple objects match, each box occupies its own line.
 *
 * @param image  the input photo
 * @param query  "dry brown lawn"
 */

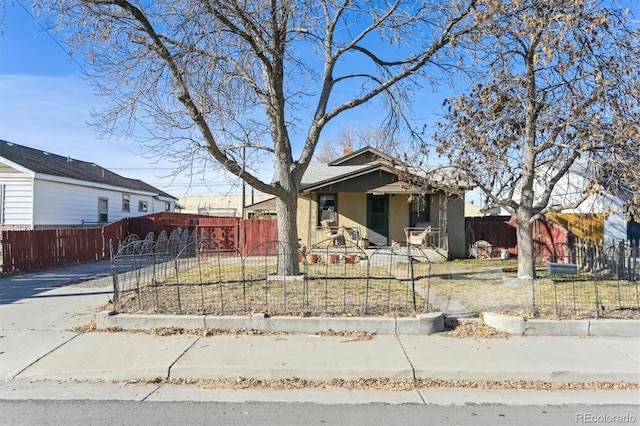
xmin=428 ymin=259 xmax=639 ymax=319
xmin=115 ymin=260 xmax=430 ymax=317
xmin=114 ymin=256 xmax=639 ymax=319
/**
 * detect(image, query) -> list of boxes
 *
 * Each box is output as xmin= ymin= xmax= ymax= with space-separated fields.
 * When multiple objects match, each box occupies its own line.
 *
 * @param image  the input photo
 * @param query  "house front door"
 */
xmin=367 ymin=194 xmax=389 ymax=246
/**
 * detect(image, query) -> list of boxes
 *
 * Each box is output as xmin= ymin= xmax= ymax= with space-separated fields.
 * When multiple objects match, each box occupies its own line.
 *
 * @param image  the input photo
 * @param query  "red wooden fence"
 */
xmin=239 ymin=219 xmax=278 ymax=255
xmin=127 ymin=212 xmax=221 ymax=237
xmin=465 ymin=215 xmax=517 ymax=255
xmin=196 ymin=217 xmax=241 ymax=253
xmin=1 ymin=219 xmax=128 ymax=273
xmin=534 ymin=216 xmax=574 ymax=263
xmin=2 ymin=213 xmax=279 ymax=273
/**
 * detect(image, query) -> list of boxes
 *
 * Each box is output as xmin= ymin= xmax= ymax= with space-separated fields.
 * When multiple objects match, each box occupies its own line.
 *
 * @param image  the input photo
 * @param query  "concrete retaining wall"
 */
xmin=97 ymin=311 xmax=445 ymax=335
xmin=483 ymin=312 xmax=640 ymax=337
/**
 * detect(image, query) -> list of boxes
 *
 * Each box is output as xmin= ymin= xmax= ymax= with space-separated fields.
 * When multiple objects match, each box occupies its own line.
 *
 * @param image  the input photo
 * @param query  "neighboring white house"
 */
xmin=0 ymin=139 xmax=180 ymax=230
xmin=537 ymin=164 xmax=638 ymax=241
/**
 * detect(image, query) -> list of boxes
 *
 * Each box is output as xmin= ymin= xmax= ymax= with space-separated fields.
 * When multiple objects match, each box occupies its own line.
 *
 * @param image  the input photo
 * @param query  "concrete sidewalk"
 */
xmin=6 ymin=325 xmax=639 ymax=384
xmin=1 ymin=261 xmax=639 ymax=405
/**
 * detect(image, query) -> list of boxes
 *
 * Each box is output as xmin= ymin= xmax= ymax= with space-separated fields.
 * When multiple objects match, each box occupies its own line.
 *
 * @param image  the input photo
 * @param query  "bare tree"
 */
xmin=314 ymin=123 xmax=405 ymax=162
xmin=37 ymin=0 xmax=480 ymax=275
xmin=435 ymin=0 xmax=640 ymax=279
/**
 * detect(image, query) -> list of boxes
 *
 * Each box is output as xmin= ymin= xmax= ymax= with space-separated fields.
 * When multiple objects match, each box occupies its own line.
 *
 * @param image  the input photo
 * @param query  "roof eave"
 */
xmin=0 ymin=157 xmax=36 ymax=177
xmin=34 ymin=173 xmax=159 ymax=196
xmin=327 ymin=146 xmax=395 ymax=166
xmin=300 ymin=164 xmax=391 ymax=192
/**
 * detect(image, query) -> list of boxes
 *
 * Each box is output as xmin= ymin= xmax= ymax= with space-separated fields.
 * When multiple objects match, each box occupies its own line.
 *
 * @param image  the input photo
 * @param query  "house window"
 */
xmin=98 ymin=197 xmax=108 ymax=223
xmin=409 ymin=195 xmax=430 ymax=226
xmin=165 ymin=202 xmax=171 ymax=212
xmin=318 ymin=193 xmax=337 ymax=226
xmin=138 ymin=201 xmax=148 ymax=212
xmin=122 ymin=194 xmax=130 ymax=212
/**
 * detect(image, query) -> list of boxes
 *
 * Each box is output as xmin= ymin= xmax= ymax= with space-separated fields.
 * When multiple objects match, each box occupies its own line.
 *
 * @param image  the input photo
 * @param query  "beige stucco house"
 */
xmin=296 ymin=146 xmax=466 ymax=259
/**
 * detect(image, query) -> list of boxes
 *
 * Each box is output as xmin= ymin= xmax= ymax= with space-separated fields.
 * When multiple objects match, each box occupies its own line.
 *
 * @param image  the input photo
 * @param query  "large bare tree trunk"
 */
xmin=275 ymin=193 xmax=300 ymax=276
xmin=515 ymin=208 xmax=536 ymax=281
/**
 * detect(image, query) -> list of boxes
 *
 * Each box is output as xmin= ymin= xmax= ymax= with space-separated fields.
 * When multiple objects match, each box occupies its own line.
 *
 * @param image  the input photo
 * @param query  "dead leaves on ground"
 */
xmin=118 ymin=377 xmax=639 ymax=392
xmin=444 ymin=318 xmax=512 ymax=338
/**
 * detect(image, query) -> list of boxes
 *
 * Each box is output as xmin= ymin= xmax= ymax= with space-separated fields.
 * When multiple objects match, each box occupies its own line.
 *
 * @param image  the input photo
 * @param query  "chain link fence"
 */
xmin=111 ymin=231 xmax=434 ymax=317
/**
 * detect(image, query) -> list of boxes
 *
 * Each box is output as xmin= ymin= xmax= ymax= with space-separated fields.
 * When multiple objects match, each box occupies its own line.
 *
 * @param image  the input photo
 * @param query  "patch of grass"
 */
xmin=114 ymin=256 xmax=639 ymax=320
xmin=532 ymin=279 xmax=640 ymax=319
xmin=427 ymin=258 xmax=639 ymax=319
xmin=116 ymin=259 xmax=428 ymax=317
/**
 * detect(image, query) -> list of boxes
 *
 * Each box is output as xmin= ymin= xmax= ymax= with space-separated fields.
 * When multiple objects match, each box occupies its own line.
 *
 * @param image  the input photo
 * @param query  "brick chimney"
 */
xmin=343 ymin=146 xmax=353 ymax=156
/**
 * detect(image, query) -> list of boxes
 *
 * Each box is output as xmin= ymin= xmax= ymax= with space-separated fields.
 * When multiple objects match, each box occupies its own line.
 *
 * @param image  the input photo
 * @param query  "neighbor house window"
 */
xmin=318 ymin=193 xmax=337 ymax=226
xmin=165 ymin=202 xmax=171 ymax=212
xmin=98 ymin=197 xmax=108 ymax=223
xmin=138 ymin=201 xmax=148 ymax=212
xmin=122 ymin=194 xmax=130 ymax=212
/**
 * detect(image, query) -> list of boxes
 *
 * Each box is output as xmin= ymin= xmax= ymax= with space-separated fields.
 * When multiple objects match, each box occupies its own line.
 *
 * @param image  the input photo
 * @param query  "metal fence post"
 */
xmin=408 ymin=248 xmax=417 ymax=311
xmin=593 ymin=262 xmax=599 ymax=319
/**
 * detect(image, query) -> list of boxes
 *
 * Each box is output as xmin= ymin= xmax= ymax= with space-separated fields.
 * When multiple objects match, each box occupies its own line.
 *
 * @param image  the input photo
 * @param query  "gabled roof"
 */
xmin=328 ymin=146 xmax=398 ymax=166
xmin=0 ymin=139 xmax=177 ymax=200
xmin=301 ymin=163 xmax=374 ymax=186
xmin=301 ymin=146 xmax=419 ymax=193
xmin=302 ymin=146 xmax=470 ymax=195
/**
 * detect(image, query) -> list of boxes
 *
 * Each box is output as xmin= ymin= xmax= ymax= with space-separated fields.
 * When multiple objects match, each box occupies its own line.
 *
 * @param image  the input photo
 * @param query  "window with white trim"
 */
xmin=122 ymin=194 xmax=130 ymax=212
xmin=98 ymin=197 xmax=108 ymax=223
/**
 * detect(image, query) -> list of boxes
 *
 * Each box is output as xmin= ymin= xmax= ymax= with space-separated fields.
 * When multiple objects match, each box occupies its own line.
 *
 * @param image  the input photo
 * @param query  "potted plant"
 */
xmin=343 ymin=253 xmax=357 ymax=264
xmin=298 ymin=239 xmax=307 ymax=262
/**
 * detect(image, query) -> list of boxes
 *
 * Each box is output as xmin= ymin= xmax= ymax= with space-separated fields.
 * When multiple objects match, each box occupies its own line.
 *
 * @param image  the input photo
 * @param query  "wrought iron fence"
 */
xmin=110 ymin=231 xmax=639 ymax=320
xmin=530 ymin=239 xmax=639 ymax=319
xmin=110 ymin=230 xmax=434 ymax=317
xmin=399 ymin=239 xmax=639 ymax=321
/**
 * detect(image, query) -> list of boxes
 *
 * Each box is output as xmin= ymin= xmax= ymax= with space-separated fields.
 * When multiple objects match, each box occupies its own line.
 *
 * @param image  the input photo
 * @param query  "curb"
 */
xmin=483 ymin=312 xmax=640 ymax=337
xmin=96 ymin=311 xmax=445 ymax=335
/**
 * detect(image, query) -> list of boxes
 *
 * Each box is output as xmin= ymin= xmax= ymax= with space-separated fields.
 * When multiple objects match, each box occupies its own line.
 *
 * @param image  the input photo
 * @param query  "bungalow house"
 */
xmin=296 ymin=146 xmax=467 ymax=259
xmin=0 ymin=139 xmax=179 ymax=230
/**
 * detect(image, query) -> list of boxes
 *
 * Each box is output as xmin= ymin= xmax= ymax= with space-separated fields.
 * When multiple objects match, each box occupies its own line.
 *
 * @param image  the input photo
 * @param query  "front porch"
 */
xmin=296 ymin=146 xmax=466 ymax=259
xmin=297 ymin=190 xmax=464 ymax=259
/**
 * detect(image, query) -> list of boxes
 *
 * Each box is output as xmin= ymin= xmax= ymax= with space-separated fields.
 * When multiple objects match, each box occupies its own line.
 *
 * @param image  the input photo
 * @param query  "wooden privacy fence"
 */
xmin=1 ymin=213 xmax=278 ymax=273
xmin=1 ymin=219 xmax=128 ymax=273
xmin=465 ymin=215 xmax=517 ymax=256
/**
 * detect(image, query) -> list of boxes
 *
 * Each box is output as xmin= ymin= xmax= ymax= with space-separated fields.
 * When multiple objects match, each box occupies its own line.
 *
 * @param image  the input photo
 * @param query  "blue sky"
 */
xmin=0 ymin=3 xmax=260 ymax=196
xmin=0 ymin=2 xmax=468 ymax=200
